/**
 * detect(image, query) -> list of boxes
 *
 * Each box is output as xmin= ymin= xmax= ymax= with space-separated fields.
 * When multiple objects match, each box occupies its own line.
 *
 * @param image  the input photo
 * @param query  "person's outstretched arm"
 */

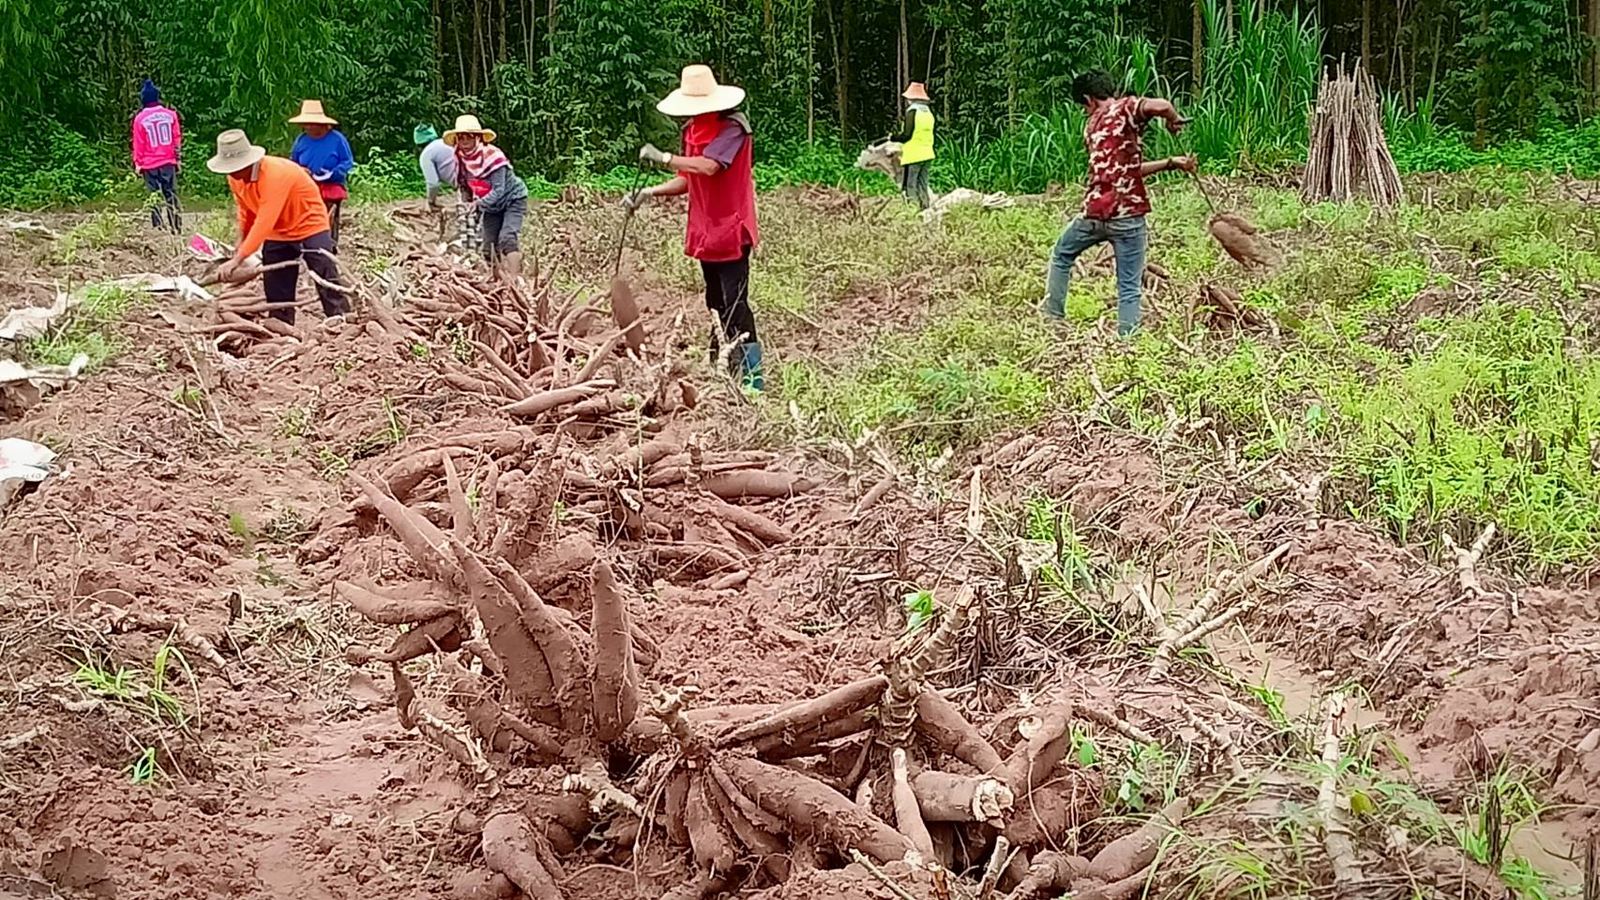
xmin=1135 ymin=97 xmax=1187 ymax=133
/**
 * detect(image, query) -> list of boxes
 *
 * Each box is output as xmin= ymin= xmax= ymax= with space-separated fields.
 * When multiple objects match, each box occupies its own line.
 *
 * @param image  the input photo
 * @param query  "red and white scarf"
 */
xmin=455 ymin=143 xmax=510 ymax=198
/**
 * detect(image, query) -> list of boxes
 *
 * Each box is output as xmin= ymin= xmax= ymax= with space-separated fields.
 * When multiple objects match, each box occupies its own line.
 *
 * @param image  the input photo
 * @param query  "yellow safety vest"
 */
xmin=900 ymin=105 xmax=935 ymax=164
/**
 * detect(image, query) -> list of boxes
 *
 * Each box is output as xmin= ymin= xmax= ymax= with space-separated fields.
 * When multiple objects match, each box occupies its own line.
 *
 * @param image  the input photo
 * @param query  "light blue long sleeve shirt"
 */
xmin=418 ymin=139 xmax=458 ymax=199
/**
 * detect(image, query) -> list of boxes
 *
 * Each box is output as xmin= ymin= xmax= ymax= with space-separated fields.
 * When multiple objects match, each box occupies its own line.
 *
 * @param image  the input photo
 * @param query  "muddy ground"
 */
xmin=0 ymin=191 xmax=1595 ymax=899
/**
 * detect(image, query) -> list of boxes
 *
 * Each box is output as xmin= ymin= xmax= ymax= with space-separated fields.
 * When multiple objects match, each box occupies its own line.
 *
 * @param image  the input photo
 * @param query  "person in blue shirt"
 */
xmin=288 ymin=100 xmax=354 ymax=251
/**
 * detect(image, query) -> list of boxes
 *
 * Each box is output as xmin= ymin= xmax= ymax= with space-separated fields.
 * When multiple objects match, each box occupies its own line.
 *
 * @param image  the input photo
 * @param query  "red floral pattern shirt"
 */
xmin=1082 ymin=97 xmax=1151 ymax=220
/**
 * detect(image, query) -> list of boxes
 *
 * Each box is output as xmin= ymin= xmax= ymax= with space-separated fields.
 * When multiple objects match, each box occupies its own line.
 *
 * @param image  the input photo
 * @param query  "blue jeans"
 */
xmin=1043 ymin=215 xmax=1148 ymax=335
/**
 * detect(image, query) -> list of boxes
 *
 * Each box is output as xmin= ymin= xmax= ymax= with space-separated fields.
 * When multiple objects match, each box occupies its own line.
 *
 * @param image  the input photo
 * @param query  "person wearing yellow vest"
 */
xmin=890 ymin=82 xmax=936 ymax=209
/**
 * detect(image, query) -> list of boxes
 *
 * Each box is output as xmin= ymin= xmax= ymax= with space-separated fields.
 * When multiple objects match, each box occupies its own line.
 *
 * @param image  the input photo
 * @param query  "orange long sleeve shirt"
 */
xmin=229 ymin=156 xmax=331 ymax=259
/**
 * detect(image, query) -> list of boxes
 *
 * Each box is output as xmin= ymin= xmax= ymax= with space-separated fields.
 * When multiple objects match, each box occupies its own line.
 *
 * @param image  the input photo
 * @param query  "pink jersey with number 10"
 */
xmin=132 ymin=105 xmax=182 ymax=172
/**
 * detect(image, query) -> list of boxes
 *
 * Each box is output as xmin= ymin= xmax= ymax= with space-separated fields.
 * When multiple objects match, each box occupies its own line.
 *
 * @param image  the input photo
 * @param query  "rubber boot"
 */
xmin=738 ymin=342 xmax=765 ymax=392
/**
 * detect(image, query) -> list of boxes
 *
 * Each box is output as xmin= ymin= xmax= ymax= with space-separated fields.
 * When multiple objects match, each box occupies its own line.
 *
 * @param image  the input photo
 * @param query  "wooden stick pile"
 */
xmin=1302 ymin=58 xmax=1404 ymax=208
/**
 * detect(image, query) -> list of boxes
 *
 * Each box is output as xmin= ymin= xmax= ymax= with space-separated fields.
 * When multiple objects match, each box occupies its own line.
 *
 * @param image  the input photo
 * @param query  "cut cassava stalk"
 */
xmin=83 ymin=601 xmax=241 ymax=687
xmin=719 ymin=756 xmax=913 ymax=864
xmin=1081 ymin=796 xmax=1189 ymax=882
xmin=1316 ymin=694 xmax=1364 ymax=890
xmin=480 ymin=812 xmax=565 ymax=900
xmin=393 ymin=664 xmax=498 ymax=789
xmin=502 ymin=379 xmax=617 ymax=418
xmin=588 ymin=559 xmax=638 ymax=744
xmin=716 ymin=675 xmax=888 ymax=748
xmin=890 ymin=749 xmax=936 ymax=858
xmin=911 ymin=770 xmax=1014 ymax=823
xmin=333 ymin=578 xmax=456 ymax=625
xmin=912 ymin=688 xmax=1005 ymax=775
xmin=1147 ymin=540 xmax=1291 ymax=682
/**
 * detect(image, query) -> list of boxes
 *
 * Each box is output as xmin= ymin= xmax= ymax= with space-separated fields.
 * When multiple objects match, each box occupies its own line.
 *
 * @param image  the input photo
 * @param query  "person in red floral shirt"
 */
xmin=1043 ymin=70 xmax=1195 ymax=336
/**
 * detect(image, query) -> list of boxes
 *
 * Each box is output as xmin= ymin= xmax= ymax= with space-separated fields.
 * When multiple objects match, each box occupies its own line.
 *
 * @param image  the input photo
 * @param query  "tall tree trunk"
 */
xmin=1590 ymin=0 xmax=1600 ymax=109
xmin=547 ymin=0 xmax=557 ymax=57
xmin=497 ymin=0 xmax=507 ymax=64
xmin=1361 ymin=0 xmax=1372 ymax=65
xmin=899 ymin=0 xmax=910 ymax=93
xmin=1474 ymin=0 xmax=1489 ymax=148
xmin=807 ymin=0 xmax=815 ymax=143
xmin=1192 ymin=0 xmax=1204 ymax=91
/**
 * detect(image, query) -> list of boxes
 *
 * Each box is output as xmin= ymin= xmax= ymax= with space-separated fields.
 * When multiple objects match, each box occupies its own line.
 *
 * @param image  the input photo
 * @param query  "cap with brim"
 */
xmin=288 ymin=99 xmax=338 ymax=125
xmin=442 ymin=114 xmax=497 ymax=146
xmin=414 ymin=124 xmax=439 ymax=145
xmin=903 ymin=82 xmax=930 ymax=102
xmin=207 ymin=129 xmax=267 ymax=174
xmin=656 ymin=64 xmax=745 ymax=118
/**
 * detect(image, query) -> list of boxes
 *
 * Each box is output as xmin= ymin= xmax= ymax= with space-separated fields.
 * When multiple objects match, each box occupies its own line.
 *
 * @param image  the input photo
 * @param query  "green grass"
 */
xmin=23 ymin=282 xmax=147 ymax=371
xmin=769 ymin=171 xmax=1600 ymax=568
xmin=49 ymin=210 xmax=134 ymax=264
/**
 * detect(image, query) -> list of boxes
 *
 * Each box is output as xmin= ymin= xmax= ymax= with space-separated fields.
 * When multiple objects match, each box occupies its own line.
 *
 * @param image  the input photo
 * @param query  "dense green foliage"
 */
xmin=3 ymin=0 xmax=1599 ymax=207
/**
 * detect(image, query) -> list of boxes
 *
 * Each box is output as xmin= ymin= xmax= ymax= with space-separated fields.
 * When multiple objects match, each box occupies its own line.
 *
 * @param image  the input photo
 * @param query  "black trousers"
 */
xmin=142 ymin=165 xmax=182 ymax=233
xmin=701 ymin=246 xmax=758 ymax=360
xmin=324 ymin=199 xmax=343 ymax=252
xmin=261 ymin=230 xmax=349 ymax=324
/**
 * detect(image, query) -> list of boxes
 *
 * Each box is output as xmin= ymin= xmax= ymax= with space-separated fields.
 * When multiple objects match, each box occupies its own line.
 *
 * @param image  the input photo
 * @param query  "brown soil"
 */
xmin=1 ymin=199 xmax=1593 ymax=900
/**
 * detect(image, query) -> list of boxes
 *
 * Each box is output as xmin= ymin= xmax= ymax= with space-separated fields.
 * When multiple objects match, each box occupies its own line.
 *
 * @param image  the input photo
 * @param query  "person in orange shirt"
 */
xmin=208 ymin=129 xmax=350 ymax=324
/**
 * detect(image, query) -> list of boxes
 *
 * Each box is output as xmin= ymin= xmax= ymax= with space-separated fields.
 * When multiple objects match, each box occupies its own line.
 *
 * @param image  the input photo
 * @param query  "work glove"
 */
xmin=638 ymin=144 xmax=672 ymax=168
xmin=621 ymin=190 xmax=651 ymax=213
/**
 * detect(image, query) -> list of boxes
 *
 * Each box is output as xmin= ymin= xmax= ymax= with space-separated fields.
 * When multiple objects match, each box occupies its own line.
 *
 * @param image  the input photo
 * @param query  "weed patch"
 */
xmin=23 ymin=282 xmax=147 ymax=370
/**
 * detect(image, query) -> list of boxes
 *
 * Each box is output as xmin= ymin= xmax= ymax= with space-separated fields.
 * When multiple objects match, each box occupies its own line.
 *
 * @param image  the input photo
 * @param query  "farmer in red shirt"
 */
xmin=624 ymin=64 xmax=763 ymax=391
xmin=1043 ymin=70 xmax=1195 ymax=336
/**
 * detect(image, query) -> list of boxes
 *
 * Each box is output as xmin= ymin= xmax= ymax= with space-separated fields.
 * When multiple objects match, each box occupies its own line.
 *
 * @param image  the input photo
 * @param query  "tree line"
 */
xmin=0 ymin=0 xmax=1593 ymax=186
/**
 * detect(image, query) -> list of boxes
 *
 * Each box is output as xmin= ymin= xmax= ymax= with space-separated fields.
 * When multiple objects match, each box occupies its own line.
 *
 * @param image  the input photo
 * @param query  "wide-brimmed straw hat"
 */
xmin=656 ymin=64 xmax=745 ymax=117
xmin=288 ymin=100 xmax=338 ymax=126
xmin=443 ymin=114 xmax=497 ymax=146
xmin=903 ymin=82 xmax=930 ymax=102
xmin=206 ymin=129 xmax=266 ymax=174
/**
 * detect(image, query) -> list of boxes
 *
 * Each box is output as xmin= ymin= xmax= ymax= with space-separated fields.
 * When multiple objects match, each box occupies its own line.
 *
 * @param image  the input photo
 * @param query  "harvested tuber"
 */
xmin=333 ymin=578 xmax=455 ymax=624
xmin=717 ymin=675 xmax=887 ymax=748
xmin=588 ymin=560 xmax=638 ymax=743
xmin=913 ymin=688 xmax=1005 ymax=774
xmin=890 ymin=749 xmax=936 ymax=857
xmin=720 ymin=755 xmax=912 ymax=864
xmin=911 ymin=770 xmax=1014 ymax=823
xmin=698 ymin=470 xmax=818 ymax=501
xmin=480 ymin=812 xmax=564 ymax=900
xmin=1081 ymin=796 xmax=1189 ymax=883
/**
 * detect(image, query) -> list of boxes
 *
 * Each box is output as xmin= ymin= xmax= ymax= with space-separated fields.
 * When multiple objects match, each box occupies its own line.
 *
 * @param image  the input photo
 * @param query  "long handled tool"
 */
xmin=607 ymin=164 xmax=648 ymax=354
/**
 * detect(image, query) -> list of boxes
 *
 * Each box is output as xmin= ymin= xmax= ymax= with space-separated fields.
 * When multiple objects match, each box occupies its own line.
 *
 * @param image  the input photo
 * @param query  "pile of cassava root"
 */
xmin=289 ymin=250 xmax=1193 ymax=898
